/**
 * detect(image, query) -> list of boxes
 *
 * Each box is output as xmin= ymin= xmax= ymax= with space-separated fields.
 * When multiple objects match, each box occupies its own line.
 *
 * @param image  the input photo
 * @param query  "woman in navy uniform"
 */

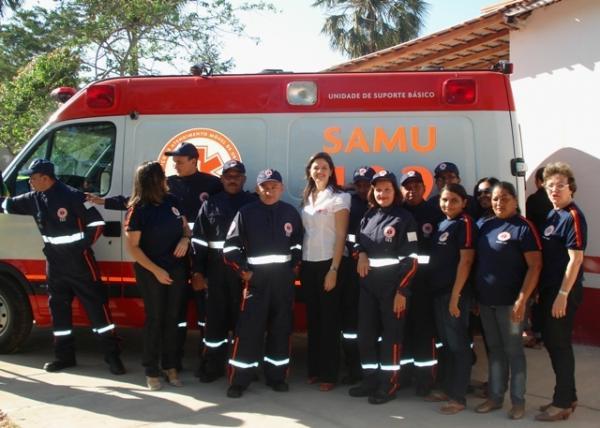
xmin=535 ymin=162 xmax=587 ymax=422
xmin=426 ymin=183 xmax=476 ymax=414
xmin=475 ymin=182 xmax=542 ymax=420
xmin=339 ymin=166 xmax=375 ymax=384
xmin=348 ymin=170 xmax=418 ymax=405
xmin=301 ymin=152 xmax=350 ymax=391
xmin=124 ymin=161 xmax=192 ymax=390
xmin=224 ymin=169 xmax=303 ymax=398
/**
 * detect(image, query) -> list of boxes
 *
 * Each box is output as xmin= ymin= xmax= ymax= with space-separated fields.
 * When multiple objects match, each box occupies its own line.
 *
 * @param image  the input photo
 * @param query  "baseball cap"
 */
xmin=222 ymin=159 xmax=246 ymax=174
xmin=23 ymin=158 xmax=55 ymax=177
xmin=352 ymin=166 xmax=376 ymax=183
xmin=257 ymin=168 xmax=283 ymax=185
xmin=164 ymin=142 xmax=199 ymax=158
xmin=371 ymin=169 xmax=397 ymax=186
xmin=434 ymin=162 xmax=460 ymax=178
xmin=400 ymin=170 xmax=424 ymax=186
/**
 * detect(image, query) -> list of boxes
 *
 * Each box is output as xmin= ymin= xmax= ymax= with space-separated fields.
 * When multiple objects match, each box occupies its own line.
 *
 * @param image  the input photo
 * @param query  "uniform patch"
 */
xmin=264 ymin=169 xmax=273 ymax=178
xmin=57 ymin=208 xmax=68 ymax=222
xmin=439 ymin=231 xmax=449 ymax=242
xmin=422 ymin=223 xmax=433 ymax=236
xmin=199 ymin=192 xmax=209 ymax=202
xmin=497 ymin=231 xmax=511 ymax=241
xmin=172 ymin=207 xmax=181 ymax=217
xmin=407 ymin=170 xmax=416 ymax=177
xmin=439 ymin=163 xmax=447 ymax=170
xmin=284 ymin=222 xmax=293 ymax=237
xmin=407 ymin=231 xmax=418 ymax=242
xmin=544 ymin=225 xmax=555 ymax=236
xmin=358 ymin=167 xmax=367 ymax=175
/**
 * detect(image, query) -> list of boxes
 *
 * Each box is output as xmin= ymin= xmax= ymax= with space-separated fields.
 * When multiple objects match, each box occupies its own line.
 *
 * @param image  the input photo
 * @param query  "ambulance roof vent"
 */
xmin=287 ymin=81 xmax=317 ymax=106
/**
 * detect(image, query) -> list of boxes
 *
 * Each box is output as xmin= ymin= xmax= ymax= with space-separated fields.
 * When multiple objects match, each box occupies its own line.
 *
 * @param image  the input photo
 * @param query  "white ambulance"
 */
xmin=0 ymin=67 xmax=528 ymax=352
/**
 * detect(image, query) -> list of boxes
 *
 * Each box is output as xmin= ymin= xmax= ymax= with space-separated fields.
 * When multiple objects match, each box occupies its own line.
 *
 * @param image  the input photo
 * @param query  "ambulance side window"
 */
xmin=13 ymin=122 xmax=116 ymax=196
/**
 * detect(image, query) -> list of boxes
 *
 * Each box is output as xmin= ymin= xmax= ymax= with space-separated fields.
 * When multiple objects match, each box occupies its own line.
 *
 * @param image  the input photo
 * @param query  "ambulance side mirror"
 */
xmin=511 ymin=158 xmax=527 ymax=177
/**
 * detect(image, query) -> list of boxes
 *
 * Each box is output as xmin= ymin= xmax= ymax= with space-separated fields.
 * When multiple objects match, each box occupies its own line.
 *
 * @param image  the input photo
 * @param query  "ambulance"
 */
xmin=0 ymin=66 xmax=528 ymax=353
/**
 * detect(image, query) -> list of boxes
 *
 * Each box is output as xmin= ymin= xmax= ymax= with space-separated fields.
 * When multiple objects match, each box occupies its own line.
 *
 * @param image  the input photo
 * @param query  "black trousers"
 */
xmin=47 ymin=250 xmax=119 ymax=362
xmin=358 ymin=266 xmax=406 ymax=394
xmin=135 ymin=262 xmax=187 ymax=377
xmin=229 ymin=264 xmax=294 ymax=387
xmin=402 ymin=272 xmax=437 ymax=391
xmin=202 ymin=254 xmax=243 ymax=375
xmin=340 ymin=256 xmax=361 ymax=378
xmin=540 ymin=286 xmax=583 ymax=409
xmin=301 ymin=259 xmax=342 ymax=383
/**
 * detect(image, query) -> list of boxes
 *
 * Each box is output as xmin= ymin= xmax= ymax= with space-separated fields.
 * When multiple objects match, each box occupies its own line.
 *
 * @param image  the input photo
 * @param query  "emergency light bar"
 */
xmin=443 ymin=79 xmax=476 ymax=104
xmin=87 ymin=85 xmax=115 ymax=108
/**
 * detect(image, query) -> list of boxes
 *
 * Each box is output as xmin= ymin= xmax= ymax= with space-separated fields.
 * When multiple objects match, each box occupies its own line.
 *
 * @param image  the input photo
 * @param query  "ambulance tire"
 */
xmin=0 ymin=276 xmax=33 ymax=354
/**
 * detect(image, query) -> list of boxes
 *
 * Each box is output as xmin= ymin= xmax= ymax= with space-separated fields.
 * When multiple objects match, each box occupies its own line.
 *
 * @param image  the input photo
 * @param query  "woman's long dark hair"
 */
xmin=128 ymin=161 xmax=168 ymax=208
xmin=302 ymin=152 xmax=342 ymax=206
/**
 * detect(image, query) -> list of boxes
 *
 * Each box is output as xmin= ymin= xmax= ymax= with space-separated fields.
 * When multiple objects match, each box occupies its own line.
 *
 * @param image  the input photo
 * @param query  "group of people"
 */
xmin=0 ymin=144 xmax=586 ymax=423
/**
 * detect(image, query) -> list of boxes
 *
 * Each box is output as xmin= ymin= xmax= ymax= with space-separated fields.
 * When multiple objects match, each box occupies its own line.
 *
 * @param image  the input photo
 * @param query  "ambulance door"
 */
xmin=3 ymin=118 xmax=126 ymax=298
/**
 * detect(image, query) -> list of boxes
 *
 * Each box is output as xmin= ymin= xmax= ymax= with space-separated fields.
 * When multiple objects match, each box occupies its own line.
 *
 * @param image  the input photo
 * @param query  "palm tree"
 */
xmin=313 ymin=0 xmax=429 ymax=58
xmin=0 ymin=0 xmax=22 ymax=17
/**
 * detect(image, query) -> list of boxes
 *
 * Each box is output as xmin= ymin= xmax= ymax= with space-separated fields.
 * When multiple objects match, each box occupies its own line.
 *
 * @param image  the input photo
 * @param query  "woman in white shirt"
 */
xmin=300 ymin=152 xmax=350 ymax=391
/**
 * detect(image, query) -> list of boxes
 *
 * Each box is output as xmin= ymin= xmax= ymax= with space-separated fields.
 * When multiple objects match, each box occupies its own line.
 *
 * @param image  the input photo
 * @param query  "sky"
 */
xmin=19 ymin=0 xmax=495 ymax=74
xmin=221 ymin=0 xmax=495 ymax=73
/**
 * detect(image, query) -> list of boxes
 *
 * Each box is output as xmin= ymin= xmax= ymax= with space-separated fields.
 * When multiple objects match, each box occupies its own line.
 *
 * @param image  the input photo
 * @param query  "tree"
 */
xmin=0 ymin=0 xmax=22 ymax=17
xmin=0 ymin=0 xmax=273 ymax=80
xmin=313 ymin=0 xmax=429 ymax=58
xmin=0 ymin=48 xmax=80 ymax=155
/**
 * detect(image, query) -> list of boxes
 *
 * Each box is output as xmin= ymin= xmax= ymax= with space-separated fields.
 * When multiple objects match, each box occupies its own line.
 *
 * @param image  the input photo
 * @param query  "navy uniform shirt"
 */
xmin=429 ymin=213 xmax=477 ymax=295
xmin=476 ymin=215 xmax=542 ymax=305
xmin=125 ymin=194 xmax=185 ymax=270
xmin=192 ymin=190 xmax=257 ymax=275
xmin=402 ymin=200 xmax=440 ymax=261
xmin=2 ymin=181 xmax=105 ymax=267
xmin=526 ymin=187 xmax=553 ymax=235
xmin=355 ymin=205 xmax=419 ymax=295
xmin=223 ymin=200 xmax=303 ymax=274
xmin=346 ymin=192 xmax=369 ymax=252
xmin=539 ymin=203 xmax=587 ymax=292
xmin=105 ymin=171 xmax=223 ymax=220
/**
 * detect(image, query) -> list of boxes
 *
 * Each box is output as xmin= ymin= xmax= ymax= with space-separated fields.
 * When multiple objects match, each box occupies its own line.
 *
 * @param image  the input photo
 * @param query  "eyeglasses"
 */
xmin=545 ymin=183 xmax=569 ymax=191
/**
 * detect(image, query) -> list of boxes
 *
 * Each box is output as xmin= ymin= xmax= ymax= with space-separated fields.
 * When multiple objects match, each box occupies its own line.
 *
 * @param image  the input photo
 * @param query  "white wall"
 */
xmin=510 ymin=0 xmax=600 ymax=285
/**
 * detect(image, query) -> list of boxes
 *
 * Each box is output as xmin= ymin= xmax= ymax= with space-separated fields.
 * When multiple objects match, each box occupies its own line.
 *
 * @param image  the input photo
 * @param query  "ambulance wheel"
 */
xmin=0 ymin=277 xmax=33 ymax=354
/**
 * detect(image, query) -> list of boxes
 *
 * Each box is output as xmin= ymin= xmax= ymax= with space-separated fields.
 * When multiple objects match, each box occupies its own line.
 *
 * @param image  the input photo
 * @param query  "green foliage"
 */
xmin=0 ymin=48 xmax=80 ymax=155
xmin=0 ymin=0 xmax=274 ymax=81
xmin=313 ymin=0 xmax=429 ymax=58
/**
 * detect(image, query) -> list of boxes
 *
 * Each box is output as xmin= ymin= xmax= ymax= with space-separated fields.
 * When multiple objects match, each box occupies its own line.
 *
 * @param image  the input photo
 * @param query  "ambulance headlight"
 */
xmin=287 ymin=81 xmax=317 ymax=106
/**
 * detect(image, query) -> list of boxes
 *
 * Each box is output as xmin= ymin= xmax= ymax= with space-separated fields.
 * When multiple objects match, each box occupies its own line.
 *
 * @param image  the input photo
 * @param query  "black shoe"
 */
xmin=43 ymin=360 xmax=76 ymax=372
xmin=267 ymin=380 xmax=289 ymax=392
xmin=105 ymin=354 xmax=126 ymax=375
xmin=349 ymin=384 xmax=376 ymax=397
xmin=368 ymin=390 xmax=397 ymax=405
xmin=227 ymin=384 xmax=246 ymax=398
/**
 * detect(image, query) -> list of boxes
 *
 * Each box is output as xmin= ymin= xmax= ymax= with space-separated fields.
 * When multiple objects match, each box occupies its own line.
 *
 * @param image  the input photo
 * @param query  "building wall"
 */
xmin=510 ymin=0 xmax=600 ymax=344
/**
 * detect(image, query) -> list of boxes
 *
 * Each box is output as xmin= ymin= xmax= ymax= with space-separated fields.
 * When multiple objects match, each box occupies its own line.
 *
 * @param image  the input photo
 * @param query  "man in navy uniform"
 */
xmin=426 ymin=162 xmax=476 ymax=219
xmin=1 ymin=159 xmax=124 ymax=374
xmin=223 ymin=169 xmax=303 ymax=398
xmin=191 ymin=159 xmax=256 ymax=382
xmin=399 ymin=170 xmax=440 ymax=396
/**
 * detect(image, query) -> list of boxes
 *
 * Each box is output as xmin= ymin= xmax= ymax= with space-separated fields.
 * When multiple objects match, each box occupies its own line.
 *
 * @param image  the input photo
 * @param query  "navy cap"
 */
xmin=400 ymin=170 xmax=424 ymax=186
xmin=352 ymin=166 xmax=376 ymax=183
xmin=23 ymin=158 xmax=55 ymax=177
xmin=434 ymin=162 xmax=459 ymax=178
xmin=164 ymin=142 xmax=199 ymax=158
xmin=257 ymin=168 xmax=283 ymax=185
xmin=371 ymin=169 xmax=397 ymax=186
xmin=222 ymin=159 xmax=246 ymax=174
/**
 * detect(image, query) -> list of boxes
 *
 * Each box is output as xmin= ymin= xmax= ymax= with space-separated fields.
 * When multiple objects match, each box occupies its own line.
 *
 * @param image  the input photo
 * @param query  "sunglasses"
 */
xmin=477 ymin=188 xmax=492 ymax=196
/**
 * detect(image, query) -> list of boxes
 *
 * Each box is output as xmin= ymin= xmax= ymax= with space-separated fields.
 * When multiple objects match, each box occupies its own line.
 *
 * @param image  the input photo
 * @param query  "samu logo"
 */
xmin=159 ymin=128 xmax=242 ymax=177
